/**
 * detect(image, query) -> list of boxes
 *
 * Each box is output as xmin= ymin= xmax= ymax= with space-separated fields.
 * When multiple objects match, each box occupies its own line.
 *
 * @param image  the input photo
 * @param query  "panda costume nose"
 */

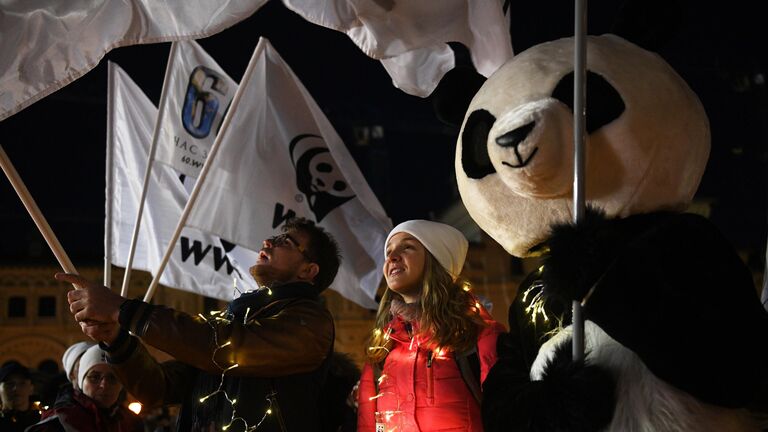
xmin=495 ymin=122 xmax=535 ymax=148
xmin=495 ymin=121 xmax=537 ymax=168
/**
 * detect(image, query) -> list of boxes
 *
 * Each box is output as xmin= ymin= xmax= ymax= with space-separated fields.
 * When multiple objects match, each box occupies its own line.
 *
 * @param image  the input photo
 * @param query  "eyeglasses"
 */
xmin=266 ymin=233 xmax=311 ymax=260
xmin=1 ymin=379 xmax=30 ymax=389
xmin=84 ymin=372 xmax=120 ymax=386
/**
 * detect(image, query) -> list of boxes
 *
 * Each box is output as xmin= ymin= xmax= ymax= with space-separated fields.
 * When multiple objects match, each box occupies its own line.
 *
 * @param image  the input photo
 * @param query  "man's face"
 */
xmin=249 ymin=230 xmax=313 ymax=287
xmin=0 ymin=373 xmax=33 ymax=411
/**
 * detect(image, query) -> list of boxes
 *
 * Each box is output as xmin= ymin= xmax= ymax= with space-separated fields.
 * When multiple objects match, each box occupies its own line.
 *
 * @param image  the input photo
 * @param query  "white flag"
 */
xmin=108 ymin=61 xmax=257 ymax=301
xmin=154 ymin=41 xmax=238 ymax=178
xmin=283 ymin=0 xmax=513 ymax=96
xmin=0 ymin=0 xmax=266 ymax=121
xmin=187 ymin=38 xmax=391 ymax=309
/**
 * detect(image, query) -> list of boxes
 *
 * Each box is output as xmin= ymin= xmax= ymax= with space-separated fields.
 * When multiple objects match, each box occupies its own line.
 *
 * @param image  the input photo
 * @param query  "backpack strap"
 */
xmin=455 ymin=345 xmax=482 ymax=403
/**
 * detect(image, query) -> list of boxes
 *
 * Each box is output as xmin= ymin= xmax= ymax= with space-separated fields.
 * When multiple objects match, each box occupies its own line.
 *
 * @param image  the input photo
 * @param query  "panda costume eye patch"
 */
xmin=551 ymin=71 xmax=626 ymax=134
xmin=460 ymin=71 xmax=625 ymax=181
xmin=461 ymin=109 xmax=498 ymax=179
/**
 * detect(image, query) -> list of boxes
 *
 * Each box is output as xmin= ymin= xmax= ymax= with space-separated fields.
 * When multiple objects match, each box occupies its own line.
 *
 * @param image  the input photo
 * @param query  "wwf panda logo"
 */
xmin=289 ymin=134 xmax=355 ymax=222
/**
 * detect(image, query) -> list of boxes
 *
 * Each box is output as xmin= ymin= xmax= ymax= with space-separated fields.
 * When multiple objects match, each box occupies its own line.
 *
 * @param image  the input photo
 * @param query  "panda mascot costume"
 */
xmin=452 ymin=35 xmax=768 ymax=431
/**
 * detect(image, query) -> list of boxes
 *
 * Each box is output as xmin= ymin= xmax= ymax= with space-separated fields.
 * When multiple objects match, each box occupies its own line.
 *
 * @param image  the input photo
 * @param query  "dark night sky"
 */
xmin=0 ymin=0 xmax=766 ymax=269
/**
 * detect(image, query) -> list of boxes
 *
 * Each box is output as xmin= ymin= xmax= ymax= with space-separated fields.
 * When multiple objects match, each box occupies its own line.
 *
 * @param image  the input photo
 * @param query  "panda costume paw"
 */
xmin=483 ymin=339 xmax=615 ymax=432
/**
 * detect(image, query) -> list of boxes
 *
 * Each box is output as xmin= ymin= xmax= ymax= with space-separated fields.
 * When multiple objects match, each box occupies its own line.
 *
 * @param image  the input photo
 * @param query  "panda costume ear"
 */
xmin=429 ymin=42 xmax=487 ymax=128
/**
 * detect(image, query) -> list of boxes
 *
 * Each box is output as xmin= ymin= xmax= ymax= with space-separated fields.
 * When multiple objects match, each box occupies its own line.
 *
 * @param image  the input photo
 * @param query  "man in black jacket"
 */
xmin=58 ymin=217 xmax=341 ymax=432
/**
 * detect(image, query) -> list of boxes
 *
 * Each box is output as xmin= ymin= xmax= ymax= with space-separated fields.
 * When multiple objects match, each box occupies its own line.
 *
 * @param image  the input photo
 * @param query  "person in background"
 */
xmin=62 ymin=341 xmax=94 ymax=391
xmin=356 ymin=220 xmax=505 ymax=431
xmin=320 ymin=351 xmax=361 ymax=432
xmin=0 ymin=361 xmax=40 ymax=431
xmin=26 ymin=345 xmax=143 ymax=432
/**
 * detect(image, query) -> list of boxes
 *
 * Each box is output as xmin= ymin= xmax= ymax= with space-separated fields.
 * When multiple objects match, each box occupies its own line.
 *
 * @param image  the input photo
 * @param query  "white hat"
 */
xmin=386 ymin=220 xmax=468 ymax=279
xmin=77 ymin=345 xmax=110 ymax=389
xmin=62 ymin=341 xmax=93 ymax=382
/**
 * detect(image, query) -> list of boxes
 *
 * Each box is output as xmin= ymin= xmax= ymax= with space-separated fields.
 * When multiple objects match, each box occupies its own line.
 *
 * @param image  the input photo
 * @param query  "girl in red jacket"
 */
xmin=357 ymin=220 xmax=505 ymax=431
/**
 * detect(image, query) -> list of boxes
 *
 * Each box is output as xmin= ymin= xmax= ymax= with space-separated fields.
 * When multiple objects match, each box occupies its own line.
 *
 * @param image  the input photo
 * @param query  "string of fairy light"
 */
xmin=522 ymin=266 xmax=550 ymax=324
xmin=194 ymin=280 xmax=276 ymax=431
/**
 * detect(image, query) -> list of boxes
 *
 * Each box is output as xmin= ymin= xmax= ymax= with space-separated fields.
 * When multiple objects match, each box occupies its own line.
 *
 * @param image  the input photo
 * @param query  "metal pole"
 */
xmin=104 ymin=62 xmax=116 ymax=287
xmin=121 ymin=42 xmax=179 ymax=297
xmin=572 ymin=0 xmax=588 ymax=362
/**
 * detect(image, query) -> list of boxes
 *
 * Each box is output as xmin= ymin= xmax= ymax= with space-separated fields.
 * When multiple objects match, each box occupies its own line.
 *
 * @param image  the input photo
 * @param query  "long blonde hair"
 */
xmin=365 ymin=253 xmax=487 ymax=365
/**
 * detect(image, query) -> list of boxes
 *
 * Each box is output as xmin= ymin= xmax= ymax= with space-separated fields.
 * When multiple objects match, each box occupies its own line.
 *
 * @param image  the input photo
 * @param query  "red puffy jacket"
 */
xmin=357 ymin=306 xmax=504 ymax=431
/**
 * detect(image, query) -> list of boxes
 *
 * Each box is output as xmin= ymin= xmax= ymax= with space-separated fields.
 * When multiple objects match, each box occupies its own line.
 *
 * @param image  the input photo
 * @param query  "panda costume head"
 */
xmin=456 ymin=34 xmax=709 ymax=258
xmin=455 ymin=35 xmax=768 ymax=431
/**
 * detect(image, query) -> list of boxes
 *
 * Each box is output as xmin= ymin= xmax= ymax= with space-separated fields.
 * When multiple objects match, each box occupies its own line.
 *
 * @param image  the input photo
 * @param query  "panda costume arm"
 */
xmin=540 ymin=209 xmax=768 ymax=408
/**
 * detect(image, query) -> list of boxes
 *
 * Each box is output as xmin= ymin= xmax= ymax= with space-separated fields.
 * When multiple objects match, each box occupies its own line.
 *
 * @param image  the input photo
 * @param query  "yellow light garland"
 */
xmin=197 ymin=308 xmax=275 ymax=431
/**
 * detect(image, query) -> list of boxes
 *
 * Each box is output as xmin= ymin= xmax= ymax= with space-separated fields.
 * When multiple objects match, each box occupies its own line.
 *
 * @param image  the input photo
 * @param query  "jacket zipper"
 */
xmin=426 ymin=350 xmax=434 ymax=400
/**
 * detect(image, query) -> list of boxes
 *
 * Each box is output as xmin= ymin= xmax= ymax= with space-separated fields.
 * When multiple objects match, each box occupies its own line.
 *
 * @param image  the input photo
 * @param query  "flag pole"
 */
xmin=104 ymin=62 xmax=116 ymax=287
xmin=143 ymin=40 xmax=265 ymax=303
xmin=572 ymin=0 xmax=588 ymax=362
xmin=0 ymin=144 xmax=78 ymax=276
xmin=121 ymin=42 xmax=178 ymax=297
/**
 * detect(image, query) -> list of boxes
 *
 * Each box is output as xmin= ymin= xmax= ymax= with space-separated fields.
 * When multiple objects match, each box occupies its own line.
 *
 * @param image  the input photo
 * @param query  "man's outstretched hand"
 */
xmin=56 ymin=273 xmax=126 ymax=343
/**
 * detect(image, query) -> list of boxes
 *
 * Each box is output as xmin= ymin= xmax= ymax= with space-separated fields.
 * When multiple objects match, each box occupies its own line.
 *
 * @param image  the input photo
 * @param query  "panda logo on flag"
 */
xmin=289 ymin=134 xmax=355 ymax=222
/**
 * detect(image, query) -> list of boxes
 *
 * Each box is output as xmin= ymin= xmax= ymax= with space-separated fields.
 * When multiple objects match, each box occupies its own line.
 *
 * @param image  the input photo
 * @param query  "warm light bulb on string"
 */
xmin=368 ymin=326 xmax=393 ymax=353
xmin=128 ymin=402 xmax=142 ymax=415
xmin=522 ymin=279 xmax=550 ymax=323
xmin=195 ymin=309 xmax=275 ymax=431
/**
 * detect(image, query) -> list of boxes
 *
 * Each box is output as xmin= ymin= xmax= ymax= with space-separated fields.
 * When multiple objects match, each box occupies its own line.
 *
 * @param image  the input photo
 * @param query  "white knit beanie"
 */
xmin=77 ymin=345 xmax=109 ymax=389
xmin=386 ymin=220 xmax=468 ymax=279
xmin=62 ymin=341 xmax=93 ymax=382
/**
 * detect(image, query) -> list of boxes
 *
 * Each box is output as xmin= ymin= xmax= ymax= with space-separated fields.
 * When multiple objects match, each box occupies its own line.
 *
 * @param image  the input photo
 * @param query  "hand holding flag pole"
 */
xmin=0 ymin=143 xmax=80 ymax=284
xmin=0 ymin=142 xmax=125 ymax=336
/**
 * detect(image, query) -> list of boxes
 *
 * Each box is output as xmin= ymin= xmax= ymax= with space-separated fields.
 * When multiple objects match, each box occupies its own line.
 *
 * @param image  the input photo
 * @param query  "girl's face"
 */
xmin=82 ymin=364 xmax=122 ymax=409
xmin=384 ymin=232 xmax=426 ymax=302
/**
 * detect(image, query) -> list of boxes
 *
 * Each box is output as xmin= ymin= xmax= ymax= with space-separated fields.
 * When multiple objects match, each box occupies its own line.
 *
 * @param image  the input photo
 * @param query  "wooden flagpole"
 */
xmin=142 ymin=39 xmax=266 ymax=303
xmin=121 ymin=43 xmax=179 ymax=297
